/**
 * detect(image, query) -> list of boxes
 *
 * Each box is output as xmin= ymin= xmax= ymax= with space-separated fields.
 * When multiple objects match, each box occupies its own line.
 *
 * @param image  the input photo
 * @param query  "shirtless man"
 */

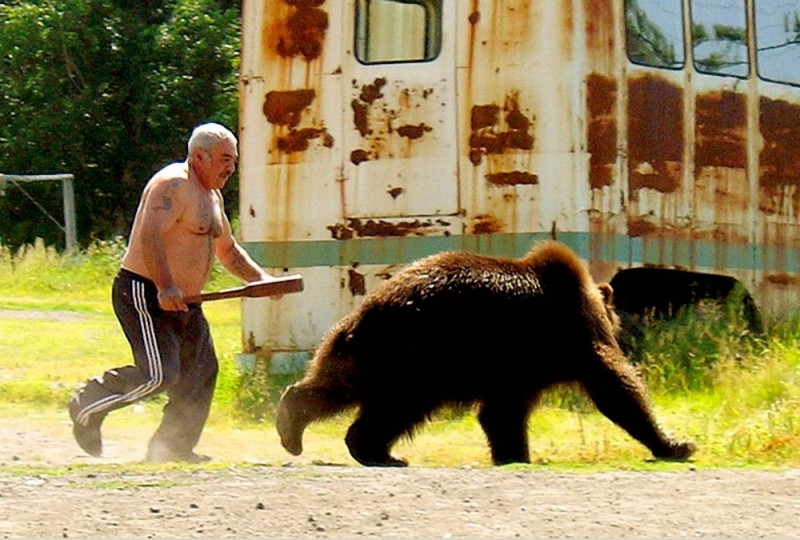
xmin=69 ymin=123 xmax=279 ymax=463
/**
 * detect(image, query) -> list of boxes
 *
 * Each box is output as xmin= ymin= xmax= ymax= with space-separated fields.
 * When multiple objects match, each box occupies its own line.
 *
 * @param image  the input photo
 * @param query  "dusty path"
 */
xmin=1 ymin=464 xmax=799 ymax=538
xmin=0 ymin=422 xmax=798 ymax=538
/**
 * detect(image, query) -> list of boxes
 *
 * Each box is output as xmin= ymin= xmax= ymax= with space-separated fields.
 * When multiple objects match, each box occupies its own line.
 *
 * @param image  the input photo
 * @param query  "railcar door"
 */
xmin=340 ymin=0 xmax=459 ymax=224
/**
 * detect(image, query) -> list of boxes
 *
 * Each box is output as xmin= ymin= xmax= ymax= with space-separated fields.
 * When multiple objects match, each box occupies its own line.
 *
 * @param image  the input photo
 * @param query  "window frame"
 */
xmin=624 ymin=0 xmax=687 ymax=71
xmin=689 ymin=0 xmax=750 ymax=80
xmin=354 ymin=0 xmax=443 ymax=65
xmin=753 ymin=1 xmax=800 ymax=87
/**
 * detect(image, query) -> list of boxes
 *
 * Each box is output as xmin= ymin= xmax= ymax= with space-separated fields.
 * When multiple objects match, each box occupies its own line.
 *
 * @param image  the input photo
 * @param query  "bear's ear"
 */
xmin=598 ymin=283 xmax=614 ymax=306
xmin=597 ymin=282 xmax=622 ymax=337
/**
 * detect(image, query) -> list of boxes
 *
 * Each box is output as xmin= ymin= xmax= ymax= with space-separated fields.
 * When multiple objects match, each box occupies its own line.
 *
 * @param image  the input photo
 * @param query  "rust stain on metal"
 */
xmin=490 ymin=0 xmax=534 ymax=47
xmin=471 ymin=105 xmax=500 ymax=131
xmin=469 ymin=94 xmax=535 ymax=166
xmin=350 ymin=78 xmax=388 ymax=138
xmin=347 ymin=268 xmax=366 ymax=296
xmin=285 ymin=1 xmax=325 ymax=9
xmin=264 ymin=89 xmax=316 ymax=127
xmin=627 ymin=75 xmax=683 ymax=193
xmin=506 ymin=109 xmax=530 ymax=131
xmin=760 ymin=96 xmax=800 ymax=188
xmin=327 ymin=218 xmax=450 ymax=239
xmin=397 ymin=124 xmax=432 ymax=140
xmin=349 ymin=77 xmax=438 ymax=160
xmin=695 ymin=91 xmax=746 ymax=168
xmin=276 ymin=127 xmax=333 ymax=153
xmin=486 ymin=171 xmax=538 ymax=186
xmin=766 ymin=273 xmax=800 ymax=286
xmin=264 ymin=89 xmax=334 ymax=153
xmin=351 ymin=100 xmax=370 ymax=137
xmin=472 ymin=214 xmax=503 ymax=234
xmin=587 ymin=73 xmax=617 ymax=189
xmin=350 ymin=218 xmax=433 ymax=237
xmin=585 ymin=0 xmax=615 ymax=58
xmin=559 ymin=0 xmax=574 ymax=56
xmin=627 ymin=217 xmax=659 ymax=237
xmin=359 ymin=78 xmax=387 ymax=104
xmin=469 ymin=104 xmax=499 ymax=165
xmin=387 ymin=186 xmax=404 ymax=199
xmin=327 ymin=223 xmax=354 ymax=240
xmin=276 ymin=0 xmax=329 ymax=61
xmin=350 ymin=149 xmax=369 ymax=165
xmin=466 ymin=0 xmax=479 ymax=94
xmin=468 ymin=6 xmax=480 ymax=25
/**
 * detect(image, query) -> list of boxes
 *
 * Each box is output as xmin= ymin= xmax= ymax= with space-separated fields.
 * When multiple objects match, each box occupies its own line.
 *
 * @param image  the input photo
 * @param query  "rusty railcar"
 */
xmin=237 ymin=0 xmax=800 ymax=371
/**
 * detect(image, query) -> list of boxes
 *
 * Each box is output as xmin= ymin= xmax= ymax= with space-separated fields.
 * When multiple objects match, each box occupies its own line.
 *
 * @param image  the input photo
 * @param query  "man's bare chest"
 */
xmin=182 ymin=191 xmax=223 ymax=238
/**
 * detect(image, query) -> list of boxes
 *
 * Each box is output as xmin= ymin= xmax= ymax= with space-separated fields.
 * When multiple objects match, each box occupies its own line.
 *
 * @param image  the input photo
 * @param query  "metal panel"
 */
xmin=456 ymin=0 xmax=585 ymax=237
xmin=239 ymin=0 xmax=344 ymax=245
xmin=756 ymin=85 xmax=800 ymax=312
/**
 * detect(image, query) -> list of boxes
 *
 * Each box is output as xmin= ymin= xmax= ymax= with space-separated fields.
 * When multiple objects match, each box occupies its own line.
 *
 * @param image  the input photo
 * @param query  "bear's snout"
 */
xmin=276 ymin=387 xmax=304 ymax=456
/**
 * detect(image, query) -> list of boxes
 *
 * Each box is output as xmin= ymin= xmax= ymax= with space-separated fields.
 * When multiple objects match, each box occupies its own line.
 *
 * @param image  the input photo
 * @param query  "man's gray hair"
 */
xmin=187 ymin=123 xmax=237 ymax=156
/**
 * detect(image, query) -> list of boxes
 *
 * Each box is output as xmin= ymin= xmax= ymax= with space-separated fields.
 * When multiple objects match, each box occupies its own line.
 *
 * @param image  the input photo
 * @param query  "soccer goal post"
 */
xmin=0 ymin=173 xmax=77 ymax=251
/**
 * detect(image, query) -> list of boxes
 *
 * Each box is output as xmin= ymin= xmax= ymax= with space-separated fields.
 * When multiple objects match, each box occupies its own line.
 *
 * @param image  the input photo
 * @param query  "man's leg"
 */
xmin=70 ymin=270 xmax=178 ymax=456
xmin=146 ymin=307 xmax=218 ymax=463
xmin=69 ymin=365 xmax=156 ymax=456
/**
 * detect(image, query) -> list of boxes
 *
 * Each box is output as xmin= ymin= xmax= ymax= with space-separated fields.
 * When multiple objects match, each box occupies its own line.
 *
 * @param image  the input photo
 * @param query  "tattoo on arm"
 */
xmin=220 ymin=242 xmax=264 ymax=282
xmin=154 ymin=179 xmax=180 ymax=212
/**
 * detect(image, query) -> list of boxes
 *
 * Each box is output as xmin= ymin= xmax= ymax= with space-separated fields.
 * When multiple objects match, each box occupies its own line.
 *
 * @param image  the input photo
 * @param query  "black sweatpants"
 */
xmin=72 ymin=268 xmax=218 ymax=458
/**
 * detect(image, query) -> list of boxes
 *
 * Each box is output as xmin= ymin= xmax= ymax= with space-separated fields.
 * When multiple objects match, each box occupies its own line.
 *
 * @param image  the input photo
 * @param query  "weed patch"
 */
xmin=2 ymin=240 xmax=800 ymax=467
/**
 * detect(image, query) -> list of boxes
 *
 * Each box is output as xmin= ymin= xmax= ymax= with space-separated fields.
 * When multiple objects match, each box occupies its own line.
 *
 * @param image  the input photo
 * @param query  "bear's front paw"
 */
xmin=359 ymin=455 xmax=408 ymax=467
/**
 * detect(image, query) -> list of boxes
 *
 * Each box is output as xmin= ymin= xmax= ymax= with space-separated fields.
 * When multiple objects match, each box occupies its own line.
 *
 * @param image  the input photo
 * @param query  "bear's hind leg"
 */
xmin=581 ymin=348 xmax=696 ymax=460
xmin=478 ymin=396 xmax=534 ymax=465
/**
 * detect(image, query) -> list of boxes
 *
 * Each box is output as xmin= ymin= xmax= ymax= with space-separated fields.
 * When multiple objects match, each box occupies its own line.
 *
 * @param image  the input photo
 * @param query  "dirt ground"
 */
xmin=1 ymin=310 xmax=798 ymax=538
xmin=0 ymin=419 xmax=798 ymax=539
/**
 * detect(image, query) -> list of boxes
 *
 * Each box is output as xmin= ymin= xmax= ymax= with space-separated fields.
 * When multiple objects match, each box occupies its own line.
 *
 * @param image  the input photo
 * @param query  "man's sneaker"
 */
xmin=146 ymin=449 xmax=212 ymax=464
xmin=68 ymin=397 xmax=103 ymax=457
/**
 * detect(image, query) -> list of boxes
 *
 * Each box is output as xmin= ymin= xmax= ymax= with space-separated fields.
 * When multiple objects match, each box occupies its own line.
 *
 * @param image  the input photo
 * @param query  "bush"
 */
xmin=632 ymin=299 xmax=766 ymax=393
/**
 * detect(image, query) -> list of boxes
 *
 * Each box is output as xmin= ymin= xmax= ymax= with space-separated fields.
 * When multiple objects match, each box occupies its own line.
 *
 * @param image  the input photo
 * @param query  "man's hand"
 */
xmin=157 ymin=284 xmax=188 ymax=311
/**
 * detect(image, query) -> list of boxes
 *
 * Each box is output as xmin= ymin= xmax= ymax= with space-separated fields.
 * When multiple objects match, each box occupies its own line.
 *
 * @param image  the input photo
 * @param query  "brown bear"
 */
xmin=276 ymin=240 xmax=695 ymax=466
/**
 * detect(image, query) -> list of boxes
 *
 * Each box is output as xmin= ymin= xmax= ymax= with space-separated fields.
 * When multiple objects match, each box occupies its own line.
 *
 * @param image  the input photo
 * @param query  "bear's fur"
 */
xmin=277 ymin=240 xmax=695 ymax=466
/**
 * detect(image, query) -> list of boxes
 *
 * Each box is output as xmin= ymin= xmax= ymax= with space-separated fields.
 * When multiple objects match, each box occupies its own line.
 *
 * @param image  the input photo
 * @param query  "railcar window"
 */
xmin=756 ymin=1 xmax=800 ymax=85
xmin=625 ymin=0 xmax=685 ymax=69
xmin=355 ymin=0 xmax=442 ymax=64
xmin=691 ymin=0 xmax=749 ymax=78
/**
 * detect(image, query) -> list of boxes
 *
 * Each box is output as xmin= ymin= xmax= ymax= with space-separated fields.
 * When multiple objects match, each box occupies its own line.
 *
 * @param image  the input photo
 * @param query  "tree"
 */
xmin=0 ymin=0 xmax=241 ymax=250
xmin=625 ymin=0 xmax=681 ymax=68
xmin=692 ymin=22 xmax=747 ymax=75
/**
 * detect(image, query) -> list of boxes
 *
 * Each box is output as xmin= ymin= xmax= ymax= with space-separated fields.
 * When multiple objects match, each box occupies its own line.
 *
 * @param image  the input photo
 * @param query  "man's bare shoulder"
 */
xmin=141 ymin=162 xmax=190 ymax=198
xmin=148 ymin=162 xmax=189 ymax=185
xmin=137 ymin=162 xmax=191 ymax=215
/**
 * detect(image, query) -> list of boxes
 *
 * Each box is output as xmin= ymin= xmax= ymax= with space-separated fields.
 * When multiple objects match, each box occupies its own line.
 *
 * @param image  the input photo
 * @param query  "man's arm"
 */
xmin=214 ymin=198 xmax=274 ymax=283
xmin=139 ymin=178 xmax=187 ymax=311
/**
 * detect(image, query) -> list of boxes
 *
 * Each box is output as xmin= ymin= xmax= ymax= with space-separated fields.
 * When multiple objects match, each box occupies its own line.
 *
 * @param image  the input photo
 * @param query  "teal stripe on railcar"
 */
xmin=244 ymin=232 xmax=563 ymax=268
xmin=243 ymin=233 xmax=800 ymax=274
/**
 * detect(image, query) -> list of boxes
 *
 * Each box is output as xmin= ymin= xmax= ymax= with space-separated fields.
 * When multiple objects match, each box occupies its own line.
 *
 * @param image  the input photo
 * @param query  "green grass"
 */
xmin=1 ymin=240 xmax=799 ymax=469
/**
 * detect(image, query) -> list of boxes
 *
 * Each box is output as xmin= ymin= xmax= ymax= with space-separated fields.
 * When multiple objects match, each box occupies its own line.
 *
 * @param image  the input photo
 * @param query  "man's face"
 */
xmin=196 ymin=139 xmax=238 ymax=190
